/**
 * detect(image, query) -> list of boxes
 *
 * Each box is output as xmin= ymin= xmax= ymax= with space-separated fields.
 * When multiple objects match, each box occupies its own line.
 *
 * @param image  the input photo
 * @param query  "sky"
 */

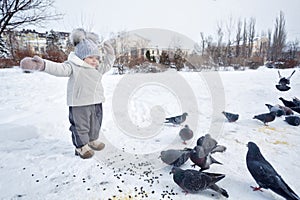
xmin=38 ymin=0 xmax=300 ymax=43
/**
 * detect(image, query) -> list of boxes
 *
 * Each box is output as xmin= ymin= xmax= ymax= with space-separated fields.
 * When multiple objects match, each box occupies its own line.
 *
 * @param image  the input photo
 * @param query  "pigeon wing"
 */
xmin=182 ymin=170 xmax=211 ymax=193
xmin=161 ymin=149 xmax=185 ymax=165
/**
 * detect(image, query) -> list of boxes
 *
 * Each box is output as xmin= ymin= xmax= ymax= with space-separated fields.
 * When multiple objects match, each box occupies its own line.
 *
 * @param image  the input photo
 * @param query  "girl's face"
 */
xmin=84 ymin=56 xmax=99 ymax=67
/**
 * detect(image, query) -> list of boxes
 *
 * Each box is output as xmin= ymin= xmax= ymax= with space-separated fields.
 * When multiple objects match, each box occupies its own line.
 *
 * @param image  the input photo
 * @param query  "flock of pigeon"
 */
xmin=159 ymin=70 xmax=299 ymax=199
xmin=227 ymin=70 xmax=300 ymax=126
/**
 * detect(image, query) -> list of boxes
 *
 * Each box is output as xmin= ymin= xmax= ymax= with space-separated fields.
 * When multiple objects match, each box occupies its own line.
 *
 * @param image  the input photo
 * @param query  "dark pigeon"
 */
xmin=222 ymin=111 xmax=239 ymax=122
xmin=276 ymin=70 xmax=295 ymax=92
xmin=165 ymin=112 xmax=188 ymax=125
xmin=179 ymin=125 xmax=194 ymax=144
xmin=284 ymin=116 xmax=300 ymax=126
xmin=246 ymin=142 xmax=300 ymax=200
xmin=265 ymin=104 xmax=285 ymax=117
xmin=171 ymin=167 xmax=229 ymax=198
xmin=279 ymin=97 xmax=298 ymax=108
xmin=253 ymin=111 xmax=276 ymax=125
xmin=293 ymin=97 xmax=300 ymax=107
xmin=290 ymin=107 xmax=300 ymax=114
xmin=276 ymin=84 xmax=291 ymax=92
xmin=160 ymin=149 xmax=191 ymax=167
xmin=197 ymin=134 xmax=226 ymax=154
xmin=190 ymin=145 xmax=222 ymax=171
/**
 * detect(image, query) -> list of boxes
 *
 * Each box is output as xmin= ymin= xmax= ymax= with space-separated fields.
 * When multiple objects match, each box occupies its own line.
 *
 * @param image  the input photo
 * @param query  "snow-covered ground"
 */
xmin=0 ymin=66 xmax=299 ymax=200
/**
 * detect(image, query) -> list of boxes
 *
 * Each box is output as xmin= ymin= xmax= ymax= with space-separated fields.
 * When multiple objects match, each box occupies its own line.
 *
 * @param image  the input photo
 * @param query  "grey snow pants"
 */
xmin=69 ymin=103 xmax=103 ymax=148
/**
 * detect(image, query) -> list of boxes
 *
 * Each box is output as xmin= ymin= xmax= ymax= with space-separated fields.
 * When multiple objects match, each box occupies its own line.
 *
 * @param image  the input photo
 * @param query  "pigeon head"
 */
xmin=194 ymin=145 xmax=206 ymax=157
xmin=197 ymin=135 xmax=205 ymax=146
xmin=247 ymin=142 xmax=263 ymax=160
xmin=170 ymin=166 xmax=182 ymax=175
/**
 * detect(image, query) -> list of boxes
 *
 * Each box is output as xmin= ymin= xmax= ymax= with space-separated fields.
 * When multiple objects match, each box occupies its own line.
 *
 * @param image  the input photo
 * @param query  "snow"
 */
xmin=0 ymin=66 xmax=299 ymax=200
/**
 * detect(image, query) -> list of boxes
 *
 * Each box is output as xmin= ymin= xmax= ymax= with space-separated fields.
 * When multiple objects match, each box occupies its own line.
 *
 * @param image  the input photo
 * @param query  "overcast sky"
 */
xmin=40 ymin=0 xmax=300 ymax=42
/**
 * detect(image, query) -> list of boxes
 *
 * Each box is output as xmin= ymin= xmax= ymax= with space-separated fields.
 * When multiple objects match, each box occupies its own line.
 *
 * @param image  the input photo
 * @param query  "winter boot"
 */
xmin=75 ymin=144 xmax=94 ymax=159
xmin=88 ymin=140 xmax=105 ymax=151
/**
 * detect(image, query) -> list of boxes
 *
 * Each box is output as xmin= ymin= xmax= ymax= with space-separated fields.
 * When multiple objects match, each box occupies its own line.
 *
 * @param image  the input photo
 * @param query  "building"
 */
xmin=2 ymin=29 xmax=70 ymax=55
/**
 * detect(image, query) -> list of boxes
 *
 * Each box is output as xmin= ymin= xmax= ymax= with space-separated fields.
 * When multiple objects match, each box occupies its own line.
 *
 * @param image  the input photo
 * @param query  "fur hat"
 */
xmin=70 ymin=28 xmax=100 ymax=60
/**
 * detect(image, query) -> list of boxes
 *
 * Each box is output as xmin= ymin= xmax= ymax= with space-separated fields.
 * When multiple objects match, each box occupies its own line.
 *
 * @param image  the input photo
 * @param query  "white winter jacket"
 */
xmin=44 ymin=51 xmax=115 ymax=106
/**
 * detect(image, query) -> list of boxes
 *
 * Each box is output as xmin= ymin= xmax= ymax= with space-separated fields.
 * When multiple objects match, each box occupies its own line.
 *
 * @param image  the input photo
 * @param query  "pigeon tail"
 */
xmin=211 ymin=156 xmax=222 ymax=165
xmin=209 ymin=184 xmax=229 ymax=198
xmin=269 ymin=175 xmax=300 ymax=200
xmin=271 ymin=185 xmax=300 ymax=200
xmin=202 ymin=172 xmax=225 ymax=183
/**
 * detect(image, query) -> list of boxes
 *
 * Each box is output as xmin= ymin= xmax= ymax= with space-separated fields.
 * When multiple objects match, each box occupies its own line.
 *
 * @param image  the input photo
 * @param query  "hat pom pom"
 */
xmin=70 ymin=28 xmax=86 ymax=46
xmin=86 ymin=32 xmax=100 ymax=44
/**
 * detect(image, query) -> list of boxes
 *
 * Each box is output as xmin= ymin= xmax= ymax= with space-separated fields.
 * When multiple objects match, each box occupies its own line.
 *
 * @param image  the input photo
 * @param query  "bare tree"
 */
xmin=241 ymin=18 xmax=248 ymax=58
xmin=267 ymin=29 xmax=272 ymax=60
xmin=0 ymin=0 xmax=62 ymax=35
xmin=235 ymin=18 xmax=242 ymax=57
xmin=271 ymin=11 xmax=287 ymax=61
xmin=286 ymin=39 xmax=299 ymax=60
xmin=225 ymin=16 xmax=234 ymax=65
xmin=216 ymin=22 xmax=224 ymax=65
xmin=200 ymin=32 xmax=205 ymax=56
xmin=0 ymin=0 xmax=62 ymax=55
xmin=247 ymin=17 xmax=256 ymax=58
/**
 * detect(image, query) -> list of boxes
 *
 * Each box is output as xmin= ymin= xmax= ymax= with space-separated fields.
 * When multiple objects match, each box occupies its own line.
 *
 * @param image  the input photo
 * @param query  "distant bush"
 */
xmin=0 ymin=58 xmax=17 ymax=68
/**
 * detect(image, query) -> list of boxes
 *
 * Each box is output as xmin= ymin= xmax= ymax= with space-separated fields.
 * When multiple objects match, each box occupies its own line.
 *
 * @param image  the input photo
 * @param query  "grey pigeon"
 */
xmin=190 ymin=145 xmax=222 ymax=171
xmin=253 ymin=111 xmax=276 ymax=125
xmin=179 ymin=125 xmax=193 ymax=144
xmin=279 ymin=105 xmax=294 ymax=115
xmin=265 ymin=104 xmax=285 ymax=117
xmin=222 ymin=111 xmax=239 ymax=122
xmin=171 ymin=167 xmax=229 ymax=198
xmin=197 ymin=134 xmax=226 ymax=154
xmin=279 ymin=97 xmax=298 ymax=108
xmin=246 ymin=142 xmax=300 ymax=200
xmin=160 ymin=149 xmax=191 ymax=167
xmin=165 ymin=112 xmax=188 ymax=125
xmin=284 ymin=116 xmax=300 ymax=126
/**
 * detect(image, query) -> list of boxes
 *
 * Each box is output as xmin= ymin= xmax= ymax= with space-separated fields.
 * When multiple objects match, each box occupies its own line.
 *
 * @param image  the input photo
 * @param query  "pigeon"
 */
xmin=278 ymin=70 xmax=295 ymax=85
xmin=179 ymin=125 xmax=194 ymax=144
xmin=253 ymin=111 xmax=276 ymax=125
xmin=190 ymin=145 xmax=222 ymax=171
xmin=170 ymin=167 xmax=229 ymax=198
xmin=197 ymin=134 xmax=227 ymax=154
xmin=276 ymin=70 xmax=295 ymax=91
xmin=290 ymin=107 xmax=300 ymax=114
xmin=284 ymin=116 xmax=300 ymax=126
xmin=276 ymin=84 xmax=291 ymax=92
xmin=165 ymin=112 xmax=188 ymax=125
xmin=246 ymin=141 xmax=300 ymax=200
xmin=279 ymin=97 xmax=298 ymax=108
xmin=265 ymin=104 xmax=285 ymax=117
xmin=293 ymin=97 xmax=300 ymax=106
xmin=160 ymin=149 xmax=191 ymax=167
xmin=278 ymin=105 xmax=294 ymax=116
xmin=222 ymin=111 xmax=239 ymax=122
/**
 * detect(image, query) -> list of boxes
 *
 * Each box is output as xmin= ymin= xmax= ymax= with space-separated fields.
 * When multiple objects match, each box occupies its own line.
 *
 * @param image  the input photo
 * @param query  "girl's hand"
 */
xmin=20 ymin=55 xmax=45 ymax=71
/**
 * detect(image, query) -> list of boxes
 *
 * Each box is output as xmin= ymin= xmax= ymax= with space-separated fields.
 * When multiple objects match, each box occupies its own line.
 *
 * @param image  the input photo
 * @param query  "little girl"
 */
xmin=20 ymin=28 xmax=115 ymax=159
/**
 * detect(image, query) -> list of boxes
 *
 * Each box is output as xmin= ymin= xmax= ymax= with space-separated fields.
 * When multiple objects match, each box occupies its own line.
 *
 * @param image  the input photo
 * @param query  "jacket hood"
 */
xmin=68 ymin=52 xmax=96 ymax=69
